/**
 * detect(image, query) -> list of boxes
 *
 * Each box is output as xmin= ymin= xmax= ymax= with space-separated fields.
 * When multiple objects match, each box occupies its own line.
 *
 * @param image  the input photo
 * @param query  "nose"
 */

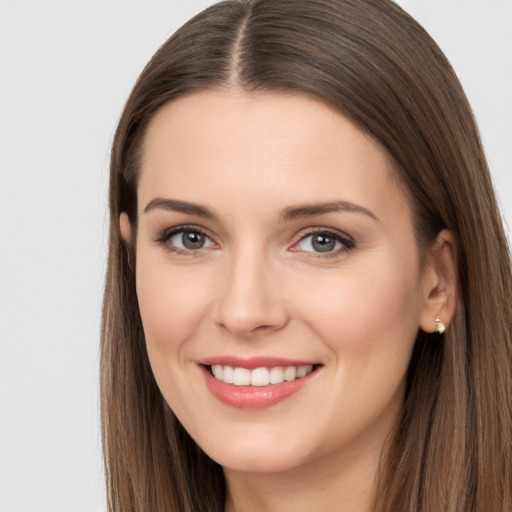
xmin=214 ymin=250 xmax=289 ymax=338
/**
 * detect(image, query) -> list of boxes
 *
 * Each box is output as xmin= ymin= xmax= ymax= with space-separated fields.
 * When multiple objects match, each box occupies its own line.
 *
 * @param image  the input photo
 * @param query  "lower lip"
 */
xmin=200 ymin=366 xmax=317 ymax=409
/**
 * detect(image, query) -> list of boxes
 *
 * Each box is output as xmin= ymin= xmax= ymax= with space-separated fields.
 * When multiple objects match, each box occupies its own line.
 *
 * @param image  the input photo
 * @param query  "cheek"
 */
xmin=134 ymin=255 xmax=220 ymax=424
xmin=292 ymin=254 xmax=423 ymax=366
xmin=135 ymin=254 xmax=214 ymax=361
xmin=289 ymin=258 xmax=423 ymax=441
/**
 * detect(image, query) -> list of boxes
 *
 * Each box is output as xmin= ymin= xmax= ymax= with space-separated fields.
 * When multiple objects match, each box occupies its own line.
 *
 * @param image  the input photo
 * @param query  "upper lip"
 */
xmin=197 ymin=356 xmax=319 ymax=369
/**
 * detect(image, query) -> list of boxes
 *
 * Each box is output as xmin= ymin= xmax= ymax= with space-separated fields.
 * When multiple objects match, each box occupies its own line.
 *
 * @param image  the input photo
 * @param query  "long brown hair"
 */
xmin=101 ymin=1 xmax=512 ymax=510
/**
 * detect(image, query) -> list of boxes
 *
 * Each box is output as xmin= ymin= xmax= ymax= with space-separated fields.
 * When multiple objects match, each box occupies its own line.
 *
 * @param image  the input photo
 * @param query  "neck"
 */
xmin=224 ymin=434 xmax=389 ymax=512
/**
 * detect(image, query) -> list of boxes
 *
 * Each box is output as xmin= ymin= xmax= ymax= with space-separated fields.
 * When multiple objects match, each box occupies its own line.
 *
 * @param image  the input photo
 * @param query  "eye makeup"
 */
xmin=153 ymin=223 xmax=356 ymax=259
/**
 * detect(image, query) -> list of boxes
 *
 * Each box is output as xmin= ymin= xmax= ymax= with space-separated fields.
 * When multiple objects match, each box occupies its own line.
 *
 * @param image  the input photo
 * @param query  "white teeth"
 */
xmin=284 ymin=366 xmax=297 ymax=381
xmin=223 ymin=365 xmax=234 ymax=384
xmin=251 ymin=367 xmax=270 ymax=386
xmin=233 ymin=367 xmax=251 ymax=386
xmin=210 ymin=364 xmax=314 ymax=386
xmin=296 ymin=365 xmax=308 ymax=378
xmin=269 ymin=366 xmax=284 ymax=384
xmin=212 ymin=365 xmax=223 ymax=380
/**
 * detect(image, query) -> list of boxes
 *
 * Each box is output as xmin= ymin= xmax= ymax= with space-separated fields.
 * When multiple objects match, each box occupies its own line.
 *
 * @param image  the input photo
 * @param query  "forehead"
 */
xmin=138 ymin=90 xmax=409 ymax=223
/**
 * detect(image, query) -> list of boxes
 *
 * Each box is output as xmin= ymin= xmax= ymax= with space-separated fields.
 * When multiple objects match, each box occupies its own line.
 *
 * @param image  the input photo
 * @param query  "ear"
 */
xmin=119 ymin=212 xmax=132 ymax=245
xmin=419 ymin=229 xmax=458 ymax=333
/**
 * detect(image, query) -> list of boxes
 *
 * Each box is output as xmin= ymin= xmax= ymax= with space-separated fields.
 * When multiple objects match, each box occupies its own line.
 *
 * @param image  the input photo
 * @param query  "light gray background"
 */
xmin=0 ymin=1 xmax=510 ymax=511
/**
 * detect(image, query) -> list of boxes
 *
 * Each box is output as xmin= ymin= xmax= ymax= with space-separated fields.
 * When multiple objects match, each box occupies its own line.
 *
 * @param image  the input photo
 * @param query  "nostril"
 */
xmin=216 ymin=317 xmax=288 ymax=337
xmin=214 ymin=276 xmax=289 ymax=336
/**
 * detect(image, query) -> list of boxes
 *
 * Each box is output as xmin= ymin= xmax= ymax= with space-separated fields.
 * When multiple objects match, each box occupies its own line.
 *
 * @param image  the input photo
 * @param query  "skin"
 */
xmin=121 ymin=91 xmax=456 ymax=512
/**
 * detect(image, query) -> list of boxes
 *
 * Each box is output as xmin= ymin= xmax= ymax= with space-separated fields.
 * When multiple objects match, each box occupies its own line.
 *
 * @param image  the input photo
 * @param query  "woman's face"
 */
xmin=128 ymin=91 xmax=441 ymax=474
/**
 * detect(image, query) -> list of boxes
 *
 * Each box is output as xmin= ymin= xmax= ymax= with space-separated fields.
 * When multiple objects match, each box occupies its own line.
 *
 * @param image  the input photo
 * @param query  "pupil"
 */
xmin=312 ymin=234 xmax=335 ymax=252
xmin=183 ymin=231 xmax=205 ymax=249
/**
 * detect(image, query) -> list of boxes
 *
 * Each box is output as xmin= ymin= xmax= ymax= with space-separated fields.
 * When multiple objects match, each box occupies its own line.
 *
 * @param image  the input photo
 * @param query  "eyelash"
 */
xmin=153 ymin=225 xmax=217 ymax=256
xmin=292 ymin=228 xmax=356 ymax=258
xmin=153 ymin=225 xmax=356 ymax=257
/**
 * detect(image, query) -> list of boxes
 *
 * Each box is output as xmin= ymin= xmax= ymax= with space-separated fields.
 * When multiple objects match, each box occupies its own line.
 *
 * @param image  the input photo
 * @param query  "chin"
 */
xmin=215 ymin=451 xmax=304 ymax=474
xmin=198 ymin=429 xmax=311 ymax=474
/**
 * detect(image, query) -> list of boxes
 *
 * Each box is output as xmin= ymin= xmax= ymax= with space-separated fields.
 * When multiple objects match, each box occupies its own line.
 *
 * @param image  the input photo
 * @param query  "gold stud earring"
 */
xmin=434 ymin=315 xmax=445 ymax=334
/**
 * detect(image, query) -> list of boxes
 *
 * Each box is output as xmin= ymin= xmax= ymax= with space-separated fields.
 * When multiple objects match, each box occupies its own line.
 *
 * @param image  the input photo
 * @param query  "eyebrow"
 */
xmin=143 ymin=197 xmax=378 ymax=223
xmin=144 ymin=198 xmax=216 ymax=218
xmin=280 ymin=200 xmax=379 ymax=222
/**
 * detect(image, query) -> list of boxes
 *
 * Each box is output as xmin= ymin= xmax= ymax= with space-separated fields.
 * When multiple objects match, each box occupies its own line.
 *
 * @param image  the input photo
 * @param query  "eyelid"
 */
xmin=290 ymin=227 xmax=355 ymax=255
xmin=153 ymin=224 xmax=355 ymax=257
xmin=153 ymin=224 xmax=218 ymax=254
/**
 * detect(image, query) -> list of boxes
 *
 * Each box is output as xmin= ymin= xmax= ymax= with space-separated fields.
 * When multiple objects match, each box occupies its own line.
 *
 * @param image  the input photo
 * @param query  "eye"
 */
xmin=171 ymin=229 xmax=213 ymax=250
xmin=293 ymin=230 xmax=354 ymax=254
xmin=155 ymin=226 xmax=216 ymax=253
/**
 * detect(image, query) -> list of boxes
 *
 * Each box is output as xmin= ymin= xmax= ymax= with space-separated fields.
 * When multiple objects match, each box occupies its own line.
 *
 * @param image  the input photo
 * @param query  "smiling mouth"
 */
xmin=200 ymin=361 xmax=322 ymax=408
xmin=206 ymin=364 xmax=317 ymax=386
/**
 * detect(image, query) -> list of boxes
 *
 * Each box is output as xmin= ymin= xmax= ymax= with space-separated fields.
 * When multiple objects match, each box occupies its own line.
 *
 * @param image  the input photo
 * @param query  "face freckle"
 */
xmin=132 ymin=90 xmax=432 ymax=477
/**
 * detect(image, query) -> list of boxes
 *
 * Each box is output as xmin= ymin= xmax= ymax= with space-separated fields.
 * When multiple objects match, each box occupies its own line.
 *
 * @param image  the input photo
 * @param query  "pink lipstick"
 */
xmin=198 ymin=357 xmax=320 ymax=409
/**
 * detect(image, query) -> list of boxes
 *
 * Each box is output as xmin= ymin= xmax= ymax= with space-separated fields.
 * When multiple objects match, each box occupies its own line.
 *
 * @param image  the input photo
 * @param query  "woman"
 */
xmin=101 ymin=0 xmax=512 ymax=510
